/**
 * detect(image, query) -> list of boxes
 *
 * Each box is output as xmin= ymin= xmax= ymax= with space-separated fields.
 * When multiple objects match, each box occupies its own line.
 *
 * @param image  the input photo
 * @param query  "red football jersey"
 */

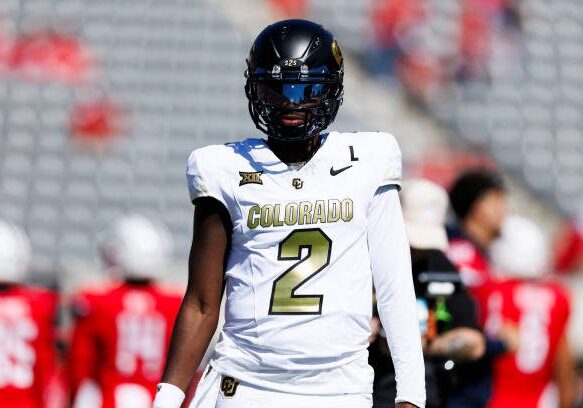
xmin=447 ymin=237 xmax=493 ymax=324
xmin=447 ymin=237 xmax=491 ymax=289
xmin=0 ymin=285 xmax=59 ymax=408
xmin=68 ymin=282 xmax=182 ymax=408
xmin=480 ymin=279 xmax=570 ymax=408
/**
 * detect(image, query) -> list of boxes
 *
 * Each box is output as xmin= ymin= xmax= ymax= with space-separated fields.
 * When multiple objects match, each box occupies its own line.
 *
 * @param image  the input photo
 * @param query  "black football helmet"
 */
xmin=245 ymin=19 xmax=344 ymax=141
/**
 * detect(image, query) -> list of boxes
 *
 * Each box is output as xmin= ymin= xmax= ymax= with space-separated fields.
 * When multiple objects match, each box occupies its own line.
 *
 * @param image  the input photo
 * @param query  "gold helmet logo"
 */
xmin=331 ymin=40 xmax=343 ymax=67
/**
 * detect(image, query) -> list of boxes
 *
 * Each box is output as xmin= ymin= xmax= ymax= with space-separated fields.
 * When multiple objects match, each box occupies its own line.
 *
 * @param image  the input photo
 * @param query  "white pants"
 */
xmin=190 ymin=368 xmax=372 ymax=408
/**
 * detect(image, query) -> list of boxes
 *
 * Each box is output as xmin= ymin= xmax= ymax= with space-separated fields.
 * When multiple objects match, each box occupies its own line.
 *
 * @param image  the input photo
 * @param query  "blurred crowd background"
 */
xmin=0 ymin=0 xmax=582 ymax=407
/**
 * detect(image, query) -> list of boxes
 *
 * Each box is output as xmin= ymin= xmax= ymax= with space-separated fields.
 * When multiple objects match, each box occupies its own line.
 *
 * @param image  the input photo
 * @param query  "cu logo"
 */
xmin=220 ymin=376 xmax=239 ymax=398
xmin=292 ymin=178 xmax=303 ymax=189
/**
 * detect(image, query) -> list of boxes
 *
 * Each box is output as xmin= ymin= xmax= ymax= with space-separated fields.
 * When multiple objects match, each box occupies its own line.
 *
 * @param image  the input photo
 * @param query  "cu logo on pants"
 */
xmin=220 ymin=376 xmax=239 ymax=398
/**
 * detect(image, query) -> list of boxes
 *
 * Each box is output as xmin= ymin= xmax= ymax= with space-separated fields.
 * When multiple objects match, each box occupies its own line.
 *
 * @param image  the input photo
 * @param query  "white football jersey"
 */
xmin=186 ymin=131 xmax=402 ymax=395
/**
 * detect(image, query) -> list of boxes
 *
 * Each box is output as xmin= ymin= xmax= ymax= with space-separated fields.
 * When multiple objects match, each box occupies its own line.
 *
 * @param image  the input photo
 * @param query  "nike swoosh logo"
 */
xmin=330 ymin=165 xmax=352 ymax=176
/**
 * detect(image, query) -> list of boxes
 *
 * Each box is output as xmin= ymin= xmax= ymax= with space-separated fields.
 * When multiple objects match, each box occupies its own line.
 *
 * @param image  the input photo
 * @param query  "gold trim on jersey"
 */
xmin=247 ymin=199 xmax=353 ymax=229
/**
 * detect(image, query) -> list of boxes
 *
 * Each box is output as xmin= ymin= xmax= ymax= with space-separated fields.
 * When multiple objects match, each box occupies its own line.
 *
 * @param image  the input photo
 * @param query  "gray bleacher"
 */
xmin=0 ymin=0 xmax=253 ymax=272
xmin=0 ymin=0 xmax=363 ymax=275
xmin=429 ymin=0 xmax=583 ymax=216
xmin=308 ymin=0 xmax=372 ymax=56
xmin=309 ymin=0 xmax=583 ymax=217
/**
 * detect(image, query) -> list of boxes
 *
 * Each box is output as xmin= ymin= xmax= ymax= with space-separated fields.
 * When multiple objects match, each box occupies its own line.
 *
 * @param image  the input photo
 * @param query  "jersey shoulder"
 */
xmin=14 ymin=285 xmax=57 ymax=299
xmin=70 ymin=281 xmax=122 ymax=318
xmin=447 ymin=238 xmax=483 ymax=266
xmin=328 ymin=131 xmax=402 ymax=187
xmin=186 ymin=140 xmax=261 ymax=206
xmin=328 ymin=131 xmax=400 ymax=156
xmin=6 ymin=285 xmax=58 ymax=311
xmin=187 ymin=139 xmax=263 ymax=174
xmin=187 ymin=143 xmax=238 ymax=172
xmin=151 ymin=283 xmax=184 ymax=302
xmin=73 ymin=281 xmax=121 ymax=298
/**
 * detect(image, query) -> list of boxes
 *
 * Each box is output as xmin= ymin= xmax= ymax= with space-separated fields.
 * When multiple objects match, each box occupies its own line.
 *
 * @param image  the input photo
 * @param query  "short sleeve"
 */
xmin=376 ymin=132 xmax=403 ymax=189
xmin=186 ymin=148 xmax=229 ymax=209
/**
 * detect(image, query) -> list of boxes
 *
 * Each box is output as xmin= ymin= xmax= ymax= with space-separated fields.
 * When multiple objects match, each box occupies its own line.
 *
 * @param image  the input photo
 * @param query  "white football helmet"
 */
xmin=491 ymin=215 xmax=549 ymax=280
xmin=0 ymin=219 xmax=31 ymax=283
xmin=100 ymin=214 xmax=173 ymax=281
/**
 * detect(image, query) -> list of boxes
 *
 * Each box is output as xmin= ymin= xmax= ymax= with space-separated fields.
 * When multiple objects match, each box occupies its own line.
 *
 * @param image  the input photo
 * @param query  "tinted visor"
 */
xmin=255 ymin=81 xmax=334 ymax=106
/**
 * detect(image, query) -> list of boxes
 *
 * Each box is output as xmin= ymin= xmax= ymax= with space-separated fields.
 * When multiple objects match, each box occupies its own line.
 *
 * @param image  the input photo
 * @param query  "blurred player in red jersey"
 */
xmin=485 ymin=216 xmax=576 ymax=408
xmin=68 ymin=215 xmax=182 ymax=408
xmin=0 ymin=219 xmax=61 ymax=408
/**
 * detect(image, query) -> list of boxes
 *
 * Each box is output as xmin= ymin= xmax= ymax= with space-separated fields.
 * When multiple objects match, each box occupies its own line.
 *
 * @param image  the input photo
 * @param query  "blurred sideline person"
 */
xmin=445 ymin=169 xmax=515 ymax=408
xmin=68 ymin=215 xmax=182 ymax=408
xmin=481 ymin=216 xmax=575 ymax=408
xmin=447 ymin=169 xmax=507 ymax=294
xmin=154 ymin=19 xmax=425 ymax=408
xmin=370 ymin=179 xmax=485 ymax=408
xmin=0 ymin=220 xmax=63 ymax=407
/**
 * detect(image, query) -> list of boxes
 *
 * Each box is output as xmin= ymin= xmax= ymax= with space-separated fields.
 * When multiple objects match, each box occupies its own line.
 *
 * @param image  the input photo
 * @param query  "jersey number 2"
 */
xmin=269 ymin=228 xmax=332 ymax=315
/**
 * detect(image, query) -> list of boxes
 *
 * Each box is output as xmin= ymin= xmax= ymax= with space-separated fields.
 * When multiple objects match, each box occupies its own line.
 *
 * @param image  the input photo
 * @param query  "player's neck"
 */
xmin=267 ymin=134 xmax=321 ymax=166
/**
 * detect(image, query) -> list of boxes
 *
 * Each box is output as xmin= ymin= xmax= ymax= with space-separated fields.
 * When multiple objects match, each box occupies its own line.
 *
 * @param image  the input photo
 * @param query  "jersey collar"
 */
xmin=247 ymin=133 xmax=332 ymax=175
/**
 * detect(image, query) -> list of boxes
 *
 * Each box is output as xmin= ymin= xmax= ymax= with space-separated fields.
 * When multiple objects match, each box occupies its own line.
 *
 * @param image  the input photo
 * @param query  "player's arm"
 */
xmin=427 ymin=328 xmax=485 ymax=361
xmin=368 ymin=185 xmax=426 ymax=408
xmin=154 ymin=197 xmax=230 ymax=407
xmin=427 ymin=290 xmax=485 ymax=361
xmin=554 ymin=333 xmax=576 ymax=408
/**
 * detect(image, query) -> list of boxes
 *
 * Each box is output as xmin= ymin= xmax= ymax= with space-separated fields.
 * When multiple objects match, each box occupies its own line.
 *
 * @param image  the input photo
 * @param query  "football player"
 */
xmin=0 ymin=219 xmax=61 ymax=407
xmin=154 ymin=19 xmax=425 ymax=408
xmin=484 ymin=216 xmax=575 ymax=408
xmin=68 ymin=215 xmax=182 ymax=408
